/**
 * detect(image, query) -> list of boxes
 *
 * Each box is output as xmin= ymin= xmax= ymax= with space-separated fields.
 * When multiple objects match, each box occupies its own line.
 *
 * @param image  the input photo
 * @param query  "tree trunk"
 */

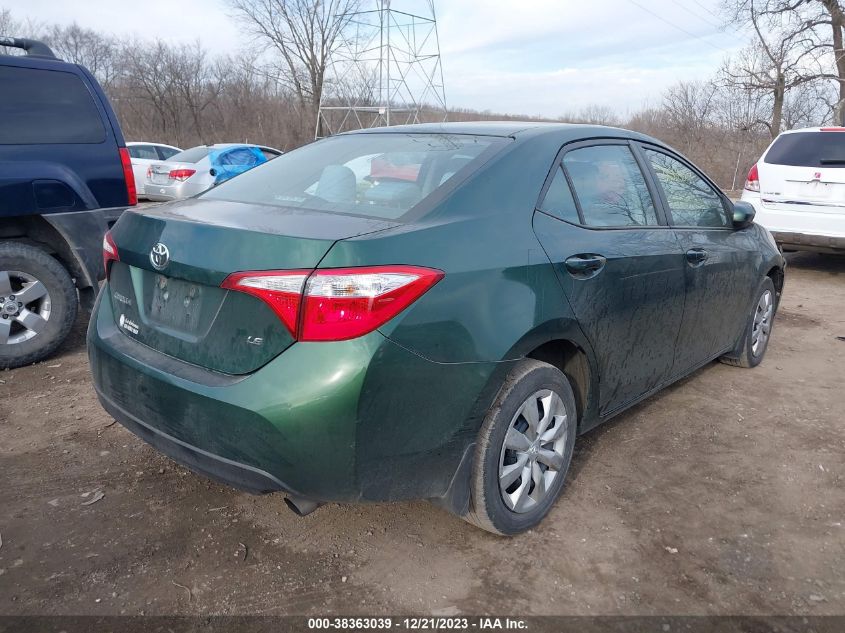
xmin=771 ymin=76 xmax=785 ymax=138
xmin=822 ymin=0 xmax=845 ymax=125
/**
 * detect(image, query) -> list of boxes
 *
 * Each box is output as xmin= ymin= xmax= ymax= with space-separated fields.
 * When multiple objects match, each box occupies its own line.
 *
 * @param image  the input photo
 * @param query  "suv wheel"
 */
xmin=720 ymin=277 xmax=776 ymax=369
xmin=464 ymin=359 xmax=577 ymax=535
xmin=0 ymin=242 xmax=78 ymax=369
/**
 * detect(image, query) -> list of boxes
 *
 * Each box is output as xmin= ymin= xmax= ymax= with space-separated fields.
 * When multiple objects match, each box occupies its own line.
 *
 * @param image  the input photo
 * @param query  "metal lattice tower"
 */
xmin=316 ymin=0 xmax=447 ymax=138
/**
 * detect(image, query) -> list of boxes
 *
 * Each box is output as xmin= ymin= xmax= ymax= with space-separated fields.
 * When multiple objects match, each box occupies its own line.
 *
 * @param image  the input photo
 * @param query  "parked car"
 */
xmin=742 ymin=126 xmax=845 ymax=253
xmin=89 ymin=122 xmax=784 ymax=535
xmin=0 ymin=37 xmax=135 ymax=369
xmin=144 ymin=143 xmax=282 ymax=201
xmin=126 ymin=142 xmax=181 ymax=198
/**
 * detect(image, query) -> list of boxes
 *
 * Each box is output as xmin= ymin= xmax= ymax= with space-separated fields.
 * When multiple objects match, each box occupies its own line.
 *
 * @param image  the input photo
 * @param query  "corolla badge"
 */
xmin=150 ymin=242 xmax=170 ymax=270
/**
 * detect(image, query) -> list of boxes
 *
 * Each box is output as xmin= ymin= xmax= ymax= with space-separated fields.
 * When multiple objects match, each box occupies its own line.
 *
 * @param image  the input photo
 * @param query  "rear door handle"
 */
xmin=685 ymin=248 xmax=708 ymax=265
xmin=564 ymin=254 xmax=607 ymax=277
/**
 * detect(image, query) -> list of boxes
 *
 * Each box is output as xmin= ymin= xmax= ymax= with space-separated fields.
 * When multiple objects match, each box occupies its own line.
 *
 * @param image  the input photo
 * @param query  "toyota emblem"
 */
xmin=150 ymin=242 xmax=170 ymax=270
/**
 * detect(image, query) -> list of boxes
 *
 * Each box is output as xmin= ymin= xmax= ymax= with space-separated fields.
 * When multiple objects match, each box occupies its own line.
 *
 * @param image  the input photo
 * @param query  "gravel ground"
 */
xmin=1 ymin=251 xmax=843 ymax=616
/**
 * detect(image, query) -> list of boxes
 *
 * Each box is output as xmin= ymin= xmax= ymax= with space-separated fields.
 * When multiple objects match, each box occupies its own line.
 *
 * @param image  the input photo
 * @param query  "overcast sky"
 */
xmin=4 ymin=0 xmax=747 ymax=117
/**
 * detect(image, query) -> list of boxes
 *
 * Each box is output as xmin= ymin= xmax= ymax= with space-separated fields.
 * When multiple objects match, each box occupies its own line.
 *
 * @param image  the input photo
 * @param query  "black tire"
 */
xmin=719 ymin=277 xmax=776 ymax=369
xmin=464 ymin=359 xmax=577 ymax=535
xmin=0 ymin=241 xmax=78 ymax=369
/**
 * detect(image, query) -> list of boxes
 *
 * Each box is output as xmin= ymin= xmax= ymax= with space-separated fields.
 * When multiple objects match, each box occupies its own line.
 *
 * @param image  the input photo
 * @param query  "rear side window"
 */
xmin=563 ymin=145 xmax=659 ymax=227
xmin=0 ymin=65 xmax=106 ymax=144
xmin=538 ymin=166 xmax=580 ymax=223
xmin=128 ymin=145 xmax=158 ymax=159
xmin=643 ymin=148 xmax=729 ymax=228
xmin=203 ymin=133 xmax=505 ymax=221
xmin=260 ymin=148 xmax=281 ymax=160
xmin=168 ymin=146 xmax=210 ymax=163
xmin=157 ymin=146 xmax=181 ymax=160
xmin=765 ymin=132 xmax=845 ymax=167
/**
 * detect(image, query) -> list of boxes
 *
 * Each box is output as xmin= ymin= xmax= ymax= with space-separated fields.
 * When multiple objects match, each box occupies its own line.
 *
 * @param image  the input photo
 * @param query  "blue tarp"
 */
xmin=208 ymin=146 xmax=267 ymax=184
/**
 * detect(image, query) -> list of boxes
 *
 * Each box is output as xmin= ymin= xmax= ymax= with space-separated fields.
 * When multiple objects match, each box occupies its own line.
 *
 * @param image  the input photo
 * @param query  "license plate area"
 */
xmin=149 ymin=274 xmax=204 ymax=333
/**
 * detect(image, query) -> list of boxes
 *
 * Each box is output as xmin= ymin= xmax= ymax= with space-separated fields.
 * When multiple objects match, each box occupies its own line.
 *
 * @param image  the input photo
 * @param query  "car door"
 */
xmin=637 ymin=144 xmax=761 ymax=373
xmin=532 ymin=140 xmax=688 ymax=415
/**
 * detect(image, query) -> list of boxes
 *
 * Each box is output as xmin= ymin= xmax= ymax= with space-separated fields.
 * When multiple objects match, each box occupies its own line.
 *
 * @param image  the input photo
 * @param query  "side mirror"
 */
xmin=732 ymin=200 xmax=755 ymax=229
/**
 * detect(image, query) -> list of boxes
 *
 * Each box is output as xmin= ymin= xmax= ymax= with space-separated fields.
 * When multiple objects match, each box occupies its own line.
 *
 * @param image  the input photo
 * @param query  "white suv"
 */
xmin=742 ymin=127 xmax=845 ymax=253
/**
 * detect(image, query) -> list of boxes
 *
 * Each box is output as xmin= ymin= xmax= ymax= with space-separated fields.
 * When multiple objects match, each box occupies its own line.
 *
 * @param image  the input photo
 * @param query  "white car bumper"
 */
xmin=741 ymin=190 xmax=845 ymax=252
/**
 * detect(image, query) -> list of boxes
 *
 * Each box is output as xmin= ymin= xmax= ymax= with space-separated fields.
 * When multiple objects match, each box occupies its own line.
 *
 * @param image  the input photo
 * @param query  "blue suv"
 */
xmin=0 ymin=37 xmax=135 ymax=368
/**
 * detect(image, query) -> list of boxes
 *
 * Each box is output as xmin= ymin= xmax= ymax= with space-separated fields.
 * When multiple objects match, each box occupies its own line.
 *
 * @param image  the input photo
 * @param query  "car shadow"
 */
xmin=564 ymin=361 xmax=715 ymax=487
xmin=783 ymin=250 xmax=845 ymax=274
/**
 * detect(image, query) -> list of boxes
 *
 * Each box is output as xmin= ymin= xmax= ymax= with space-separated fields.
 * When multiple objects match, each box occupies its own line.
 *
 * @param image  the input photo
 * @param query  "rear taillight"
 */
xmin=102 ymin=230 xmax=119 ymax=277
xmin=744 ymin=163 xmax=760 ymax=192
xmin=169 ymin=169 xmax=196 ymax=181
xmin=118 ymin=147 xmax=137 ymax=205
xmin=221 ymin=265 xmax=444 ymax=341
xmin=221 ymin=270 xmax=310 ymax=336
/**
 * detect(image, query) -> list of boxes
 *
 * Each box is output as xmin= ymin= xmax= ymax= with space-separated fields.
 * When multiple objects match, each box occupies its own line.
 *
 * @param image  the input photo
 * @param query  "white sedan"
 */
xmin=126 ymin=142 xmax=182 ymax=199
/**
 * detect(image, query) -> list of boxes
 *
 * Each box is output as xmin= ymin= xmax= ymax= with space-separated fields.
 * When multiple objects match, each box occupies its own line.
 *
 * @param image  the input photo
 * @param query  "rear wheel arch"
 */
xmin=0 ymin=216 xmax=89 ymax=289
xmin=525 ymin=339 xmax=591 ymax=430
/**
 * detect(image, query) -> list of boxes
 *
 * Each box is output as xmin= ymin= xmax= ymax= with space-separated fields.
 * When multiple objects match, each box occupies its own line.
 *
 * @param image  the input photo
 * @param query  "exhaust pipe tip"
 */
xmin=285 ymin=495 xmax=322 ymax=517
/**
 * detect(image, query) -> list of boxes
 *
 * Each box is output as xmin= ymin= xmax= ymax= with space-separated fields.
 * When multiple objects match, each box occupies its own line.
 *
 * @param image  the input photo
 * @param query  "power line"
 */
xmin=688 ymin=0 xmax=724 ymax=21
xmin=624 ymin=0 xmax=732 ymax=54
xmin=677 ymin=0 xmax=748 ymax=38
xmin=674 ymin=0 xmax=725 ymax=30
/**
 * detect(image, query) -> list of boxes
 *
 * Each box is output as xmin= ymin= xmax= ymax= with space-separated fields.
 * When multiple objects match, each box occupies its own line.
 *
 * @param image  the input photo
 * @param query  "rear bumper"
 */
xmin=95 ymin=385 xmax=292 ymax=494
xmin=770 ymin=231 xmax=845 ymax=252
xmin=144 ymin=180 xmax=208 ymax=201
xmin=87 ymin=286 xmax=499 ymax=504
xmin=741 ymin=191 xmax=845 ymax=252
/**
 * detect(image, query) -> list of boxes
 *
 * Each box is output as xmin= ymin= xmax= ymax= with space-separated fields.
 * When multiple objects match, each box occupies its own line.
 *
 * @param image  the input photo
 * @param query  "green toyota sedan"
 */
xmin=88 ymin=122 xmax=785 ymax=535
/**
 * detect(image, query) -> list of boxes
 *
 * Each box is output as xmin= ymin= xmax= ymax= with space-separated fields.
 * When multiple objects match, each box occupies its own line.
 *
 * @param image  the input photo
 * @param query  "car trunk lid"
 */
xmin=107 ymin=197 xmax=398 ymax=374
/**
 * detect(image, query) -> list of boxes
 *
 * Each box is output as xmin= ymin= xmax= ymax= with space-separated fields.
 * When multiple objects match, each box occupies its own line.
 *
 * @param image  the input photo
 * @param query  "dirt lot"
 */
xmin=1 ymin=252 xmax=843 ymax=616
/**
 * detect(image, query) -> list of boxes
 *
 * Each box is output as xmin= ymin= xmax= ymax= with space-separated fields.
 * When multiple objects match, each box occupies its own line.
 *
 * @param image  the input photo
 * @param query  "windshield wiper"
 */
xmin=819 ymin=158 xmax=845 ymax=164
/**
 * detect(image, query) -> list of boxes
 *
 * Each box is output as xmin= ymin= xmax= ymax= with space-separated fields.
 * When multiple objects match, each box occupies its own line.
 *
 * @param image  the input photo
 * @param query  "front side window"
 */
xmin=643 ymin=148 xmax=729 ymax=228
xmin=0 ymin=66 xmax=105 ymax=144
xmin=563 ymin=145 xmax=659 ymax=227
xmin=202 ymin=133 xmax=505 ymax=220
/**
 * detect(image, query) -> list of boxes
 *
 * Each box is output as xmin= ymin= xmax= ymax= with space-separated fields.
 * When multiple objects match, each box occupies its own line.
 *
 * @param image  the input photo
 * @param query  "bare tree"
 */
xmin=47 ymin=23 xmax=119 ymax=87
xmin=721 ymin=0 xmax=826 ymax=137
xmin=227 ymin=0 xmax=360 ymax=126
xmin=726 ymin=0 xmax=845 ymax=124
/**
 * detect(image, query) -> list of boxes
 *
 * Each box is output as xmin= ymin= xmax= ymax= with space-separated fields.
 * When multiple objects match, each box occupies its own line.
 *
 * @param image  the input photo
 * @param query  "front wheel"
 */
xmin=720 ymin=277 xmax=776 ymax=369
xmin=464 ymin=359 xmax=577 ymax=535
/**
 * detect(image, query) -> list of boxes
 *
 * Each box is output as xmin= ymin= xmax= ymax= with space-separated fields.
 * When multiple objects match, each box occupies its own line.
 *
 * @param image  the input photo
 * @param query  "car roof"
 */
xmin=344 ymin=120 xmax=663 ymax=145
xmin=774 ymin=126 xmax=845 ymax=136
xmin=205 ymin=143 xmax=280 ymax=151
xmin=127 ymin=141 xmax=181 ymax=149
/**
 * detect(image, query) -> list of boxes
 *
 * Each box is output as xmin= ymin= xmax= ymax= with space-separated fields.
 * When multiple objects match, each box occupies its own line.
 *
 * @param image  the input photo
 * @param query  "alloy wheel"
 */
xmin=0 ymin=270 xmax=52 ymax=345
xmin=498 ymin=389 xmax=570 ymax=513
xmin=751 ymin=289 xmax=773 ymax=356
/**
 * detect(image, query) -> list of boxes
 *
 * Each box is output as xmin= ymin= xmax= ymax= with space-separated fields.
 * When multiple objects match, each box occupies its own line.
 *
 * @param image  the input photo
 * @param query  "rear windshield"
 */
xmin=0 ymin=65 xmax=106 ymax=144
xmin=168 ymin=146 xmax=210 ymax=163
xmin=201 ymin=133 xmax=505 ymax=220
xmin=765 ymin=131 xmax=845 ymax=167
